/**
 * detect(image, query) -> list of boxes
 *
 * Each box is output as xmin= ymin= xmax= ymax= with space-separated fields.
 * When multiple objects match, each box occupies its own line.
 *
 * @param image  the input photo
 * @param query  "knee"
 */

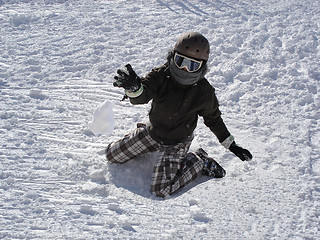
xmin=150 ymin=186 xmax=170 ymax=198
xmin=106 ymin=151 xmax=125 ymax=164
xmin=106 ymin=154 xmax=117 ymax=163
xmin=105 ymin=144 xmax=123 ymax=163
xmin=150 ymin=190 xmax=167 ymax=198
xmin=105 ymin=145 xmax=114 ymax=162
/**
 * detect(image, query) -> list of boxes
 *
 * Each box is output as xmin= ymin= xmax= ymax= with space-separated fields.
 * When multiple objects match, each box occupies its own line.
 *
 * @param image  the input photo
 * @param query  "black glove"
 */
xmin=229 ymin=141 xmax=252 ymax=161
xmin=113 ymin=64 xmax=141 ymax=92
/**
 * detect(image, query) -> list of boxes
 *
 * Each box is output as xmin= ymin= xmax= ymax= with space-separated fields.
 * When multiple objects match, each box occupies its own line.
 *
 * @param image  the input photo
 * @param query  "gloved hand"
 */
xmin=229 ymin=141 xmax=252 ymax=161
xmin=113 ymin=64 xmax=141 ymax=92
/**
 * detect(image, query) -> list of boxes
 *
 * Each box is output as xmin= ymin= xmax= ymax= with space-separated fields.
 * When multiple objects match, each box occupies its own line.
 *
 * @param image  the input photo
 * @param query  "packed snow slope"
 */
xmin=1 ymin=0 xmax=319 ymax=239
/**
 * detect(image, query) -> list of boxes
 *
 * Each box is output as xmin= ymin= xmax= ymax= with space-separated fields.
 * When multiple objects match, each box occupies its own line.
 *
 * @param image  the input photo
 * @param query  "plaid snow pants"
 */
xmin=106 ymin=124 xmax=204 ymax=197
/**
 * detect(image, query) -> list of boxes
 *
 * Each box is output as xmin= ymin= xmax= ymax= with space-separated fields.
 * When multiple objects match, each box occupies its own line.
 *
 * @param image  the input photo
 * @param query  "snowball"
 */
xmin=88 ymin=100 xmax=115 ymax=136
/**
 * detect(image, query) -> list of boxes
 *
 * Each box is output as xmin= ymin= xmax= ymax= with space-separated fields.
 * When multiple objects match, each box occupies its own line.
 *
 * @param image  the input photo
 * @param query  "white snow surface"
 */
xmin=0 ymin=0 xmax=319 ymax=239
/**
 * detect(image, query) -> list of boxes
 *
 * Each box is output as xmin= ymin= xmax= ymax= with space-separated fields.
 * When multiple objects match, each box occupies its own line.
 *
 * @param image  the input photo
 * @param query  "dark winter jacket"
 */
xmin=129 ymin=64 xmax=230 ymax=145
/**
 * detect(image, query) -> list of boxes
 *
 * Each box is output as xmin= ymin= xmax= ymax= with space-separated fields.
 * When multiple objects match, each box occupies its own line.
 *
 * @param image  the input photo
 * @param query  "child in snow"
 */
xmin=107 ymin=32 xmax=252 ymax=198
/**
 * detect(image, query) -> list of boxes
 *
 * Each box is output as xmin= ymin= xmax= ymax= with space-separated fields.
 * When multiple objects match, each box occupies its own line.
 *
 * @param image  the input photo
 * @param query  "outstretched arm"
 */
xmin=113 ymin=64 xmax=167 ymax=104
xmin=200 ymin=86 xmax=252 ymax=161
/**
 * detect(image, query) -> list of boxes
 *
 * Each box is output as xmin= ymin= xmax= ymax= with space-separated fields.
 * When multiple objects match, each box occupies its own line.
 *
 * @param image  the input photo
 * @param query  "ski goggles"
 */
xmin=173 ymin=53 xmax=203 ymax=73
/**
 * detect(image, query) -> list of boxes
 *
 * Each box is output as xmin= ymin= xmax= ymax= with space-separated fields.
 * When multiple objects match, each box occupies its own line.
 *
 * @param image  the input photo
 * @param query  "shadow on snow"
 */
xmin=105 ymin=151 xmax=212 ymax=199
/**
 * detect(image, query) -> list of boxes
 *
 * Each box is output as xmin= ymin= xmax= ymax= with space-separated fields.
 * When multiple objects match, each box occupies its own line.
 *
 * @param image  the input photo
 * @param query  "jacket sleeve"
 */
xmin=199 ymin=86 xmax=231 ymax=143
xmin=128 ymin=66 xmax=166 ymax=105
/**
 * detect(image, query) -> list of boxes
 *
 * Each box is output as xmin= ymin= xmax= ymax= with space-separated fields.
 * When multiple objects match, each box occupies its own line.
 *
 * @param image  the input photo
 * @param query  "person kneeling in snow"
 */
xmin=106 ymin=32 xmax=252 ymax=198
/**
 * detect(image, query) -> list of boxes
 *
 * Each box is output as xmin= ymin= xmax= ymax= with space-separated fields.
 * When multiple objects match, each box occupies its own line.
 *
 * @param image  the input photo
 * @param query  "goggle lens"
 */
xmin=174 ymin=53 xmax=203 ymax=72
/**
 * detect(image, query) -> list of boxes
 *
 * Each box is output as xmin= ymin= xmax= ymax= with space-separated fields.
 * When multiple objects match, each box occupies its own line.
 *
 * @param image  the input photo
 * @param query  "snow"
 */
xmin=0 ymin=0 xmax=319 ymax=239
xmin=88 ymin=100 xmax=114 ymax=136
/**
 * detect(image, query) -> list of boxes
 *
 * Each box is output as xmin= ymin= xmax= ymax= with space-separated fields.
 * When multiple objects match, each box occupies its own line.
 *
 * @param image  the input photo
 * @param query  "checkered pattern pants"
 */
xmin=106 ymin=124 xmax=204 ymax=197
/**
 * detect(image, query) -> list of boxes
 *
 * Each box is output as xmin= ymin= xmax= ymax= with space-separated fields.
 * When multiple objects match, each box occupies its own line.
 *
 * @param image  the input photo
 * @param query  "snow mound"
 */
xmin=88 ymin=100 xmax=114 ymax=136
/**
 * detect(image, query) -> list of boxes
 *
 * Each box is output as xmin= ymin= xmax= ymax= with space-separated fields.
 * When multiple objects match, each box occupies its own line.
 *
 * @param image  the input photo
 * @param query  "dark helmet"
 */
xmin=174 ymin=32 xmax=210 ymax=61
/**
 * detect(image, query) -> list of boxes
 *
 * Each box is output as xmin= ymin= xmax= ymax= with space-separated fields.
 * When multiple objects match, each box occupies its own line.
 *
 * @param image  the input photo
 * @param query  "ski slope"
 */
xmin=0 ymin=0 xmax=319 ymax=239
